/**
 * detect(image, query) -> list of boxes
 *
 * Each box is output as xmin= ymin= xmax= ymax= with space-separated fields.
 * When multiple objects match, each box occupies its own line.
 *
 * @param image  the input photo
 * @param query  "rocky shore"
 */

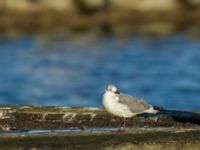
xmin=0 ymin=105 xmax=199 ymax=131
xmin=0 ymin=105 xmax=200 ymax=149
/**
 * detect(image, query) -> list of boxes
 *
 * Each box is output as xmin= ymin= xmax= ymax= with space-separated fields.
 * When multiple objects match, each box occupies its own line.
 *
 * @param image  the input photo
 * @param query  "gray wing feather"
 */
xmin=118 ymin=93 xmax=151 ymax=113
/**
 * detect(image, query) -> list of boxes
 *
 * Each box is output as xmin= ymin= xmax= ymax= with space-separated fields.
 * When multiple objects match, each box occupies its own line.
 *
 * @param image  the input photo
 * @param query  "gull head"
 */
xmin=105 ymin=84 xmax=120 ymax=94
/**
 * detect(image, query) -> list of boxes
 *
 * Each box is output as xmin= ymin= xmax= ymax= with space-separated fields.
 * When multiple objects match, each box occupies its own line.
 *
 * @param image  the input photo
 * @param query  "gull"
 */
xmin=103 ymin=84 xmax=158 ymax=131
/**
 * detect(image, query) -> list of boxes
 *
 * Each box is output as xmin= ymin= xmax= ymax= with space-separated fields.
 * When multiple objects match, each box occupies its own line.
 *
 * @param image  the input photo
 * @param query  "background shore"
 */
xmin=0 ymin=0 xmax=200 ymax=36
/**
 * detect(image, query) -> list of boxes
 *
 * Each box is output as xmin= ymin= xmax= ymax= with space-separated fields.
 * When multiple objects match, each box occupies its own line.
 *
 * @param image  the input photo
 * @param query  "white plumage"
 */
xmin=103 ymin=90 xmax=135 ymax=118
xmin=102 ymin=84 xmax=158 ymax=131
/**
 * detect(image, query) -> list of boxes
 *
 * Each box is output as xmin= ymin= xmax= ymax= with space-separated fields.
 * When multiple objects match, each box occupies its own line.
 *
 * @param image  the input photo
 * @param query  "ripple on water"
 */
xmin=0 ymin=35 xmax=200 ymax=110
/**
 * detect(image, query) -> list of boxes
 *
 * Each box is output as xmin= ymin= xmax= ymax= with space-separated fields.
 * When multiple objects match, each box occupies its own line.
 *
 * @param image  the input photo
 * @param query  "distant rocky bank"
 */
xmin=1 ymin=0 xmax=200 ymax=13
xmin=0 ymin=0 xmax=200 ymax=36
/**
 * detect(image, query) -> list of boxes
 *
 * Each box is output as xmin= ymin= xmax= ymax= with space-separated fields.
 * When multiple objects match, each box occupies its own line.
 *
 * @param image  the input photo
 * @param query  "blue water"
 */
xmin=0 ymin=128 xmax=119 ymax=135
xmin=0 ymin=34 xmax=200 ymax=110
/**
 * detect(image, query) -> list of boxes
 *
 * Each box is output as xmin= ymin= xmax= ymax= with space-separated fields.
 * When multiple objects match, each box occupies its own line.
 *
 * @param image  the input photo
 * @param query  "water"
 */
xmin=0 ymin=33 xmax=200 ymax=110
xmin=0 ymin=128 xmax=119 ymax=135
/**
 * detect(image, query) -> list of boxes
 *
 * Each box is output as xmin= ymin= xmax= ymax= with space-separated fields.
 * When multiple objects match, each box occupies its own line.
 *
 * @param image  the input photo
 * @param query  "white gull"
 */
xmin=103 ymin=84 xmax=158 ymax=131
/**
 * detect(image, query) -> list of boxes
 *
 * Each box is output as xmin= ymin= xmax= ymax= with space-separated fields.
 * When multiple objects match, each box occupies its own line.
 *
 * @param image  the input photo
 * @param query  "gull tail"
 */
xmin=148 ymin=105 xmax=166 ymax=114
xmin=153 ymin=105 xmax=166 ymax=112
xmin=148 ymin=106 xmax=158 ymax=114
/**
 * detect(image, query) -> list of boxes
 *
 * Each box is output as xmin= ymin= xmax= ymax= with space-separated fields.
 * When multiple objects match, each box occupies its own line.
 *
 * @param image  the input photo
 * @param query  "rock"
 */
xmin=0 ymin=130 xmax=200 ymax=150
xmin=0 ymin=105 xmax=199 ymax=130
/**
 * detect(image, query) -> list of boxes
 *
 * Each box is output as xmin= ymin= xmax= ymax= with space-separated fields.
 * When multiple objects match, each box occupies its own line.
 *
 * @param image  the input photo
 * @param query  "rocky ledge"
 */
xmin=0 ymin=105 xmax=200 ymax=131
xmin=0 ymin=105 xmax=200 ymax=149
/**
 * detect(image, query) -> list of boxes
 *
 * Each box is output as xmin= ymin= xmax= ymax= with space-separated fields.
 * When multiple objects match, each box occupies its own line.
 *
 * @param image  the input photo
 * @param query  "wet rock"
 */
xmin=0 ymin=130 xmax=200 ymax=150
xmin=0 ymin=105 xmax=199 ymax=131
xmin=0 ymin=105 xmax=200 ymax=149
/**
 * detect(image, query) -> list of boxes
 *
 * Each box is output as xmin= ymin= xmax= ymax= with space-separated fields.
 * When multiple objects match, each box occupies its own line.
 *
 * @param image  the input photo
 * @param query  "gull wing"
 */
xmin=118 ymin=93 xmax=151 ymax=113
